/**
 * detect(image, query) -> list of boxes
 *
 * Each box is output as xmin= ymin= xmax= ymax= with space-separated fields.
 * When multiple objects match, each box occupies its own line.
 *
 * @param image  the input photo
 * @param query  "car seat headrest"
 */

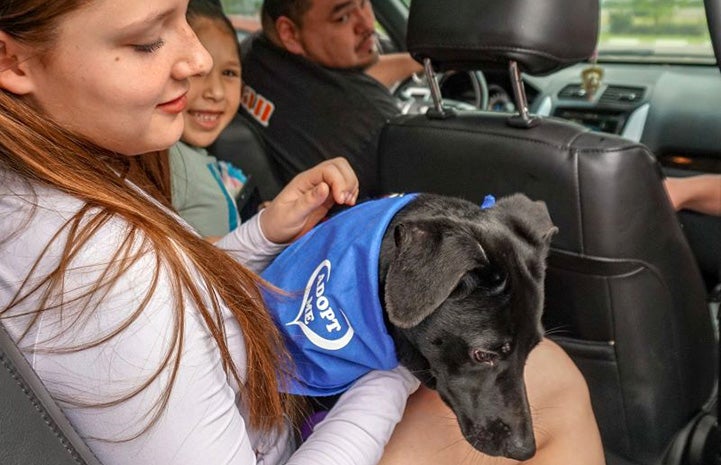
xmin=406 ymin=0 xmax=600 ymax=76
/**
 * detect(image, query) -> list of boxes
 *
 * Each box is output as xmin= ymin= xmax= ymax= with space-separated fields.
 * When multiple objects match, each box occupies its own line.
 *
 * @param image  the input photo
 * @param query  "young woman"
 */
xmin=0 ymin=1 xmax=418 ymax=464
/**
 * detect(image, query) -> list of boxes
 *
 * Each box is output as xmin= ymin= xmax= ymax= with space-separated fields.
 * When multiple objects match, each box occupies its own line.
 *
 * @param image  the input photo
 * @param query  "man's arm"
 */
xmin=665 ymin=175 xmax=721 ymax=216
xmin=365 ymin=53 xmax=423 ymax=88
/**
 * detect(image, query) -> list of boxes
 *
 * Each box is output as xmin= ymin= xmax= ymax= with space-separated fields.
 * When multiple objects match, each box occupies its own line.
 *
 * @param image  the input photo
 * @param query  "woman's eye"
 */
xmin=470 ymin=349 xmax=498 ymax=366
xmin=133 ymin=38 xmax=165 ymax=54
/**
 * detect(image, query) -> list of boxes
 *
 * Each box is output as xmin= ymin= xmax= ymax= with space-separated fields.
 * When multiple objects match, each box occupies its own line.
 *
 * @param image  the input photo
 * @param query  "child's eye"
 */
xmin=335 ymin=14 xmax=350 ymax=24
xmin=133 ymin=38 xmax=165 ymax=54
xmin=222 ymin=69 xmax=240 ymax=78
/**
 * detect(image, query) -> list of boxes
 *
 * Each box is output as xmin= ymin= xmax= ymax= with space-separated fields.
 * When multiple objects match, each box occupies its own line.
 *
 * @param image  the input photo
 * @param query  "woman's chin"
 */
xmin=120 ymin=137 xmax=181 ymax=156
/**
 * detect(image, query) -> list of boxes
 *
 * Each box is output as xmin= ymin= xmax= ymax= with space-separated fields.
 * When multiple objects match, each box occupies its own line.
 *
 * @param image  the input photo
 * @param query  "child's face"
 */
xmin=182 ymin=18 xmax=242 ymax=148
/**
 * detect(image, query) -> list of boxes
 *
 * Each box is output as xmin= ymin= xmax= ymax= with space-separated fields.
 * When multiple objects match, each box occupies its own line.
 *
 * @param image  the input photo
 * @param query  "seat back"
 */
xmin=210 ymin=114 xmax=285 ymax=219
xmin=0 ymin=324 xmax=103 ymax=465
xmin=379 ymin=1 xmax=718 ymax=463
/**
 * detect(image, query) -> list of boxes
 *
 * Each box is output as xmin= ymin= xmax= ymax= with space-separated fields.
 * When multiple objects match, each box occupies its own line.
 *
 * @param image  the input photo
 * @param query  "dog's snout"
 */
xmin=470 ymin=417 xmax=536 ymax=460
xmin=505 ymin=434 xmax=536 ymax=461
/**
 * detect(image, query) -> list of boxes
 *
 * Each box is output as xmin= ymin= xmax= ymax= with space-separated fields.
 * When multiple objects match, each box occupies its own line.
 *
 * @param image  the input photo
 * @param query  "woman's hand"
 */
xmin=259 ymin=157 xmax=359 ymax=243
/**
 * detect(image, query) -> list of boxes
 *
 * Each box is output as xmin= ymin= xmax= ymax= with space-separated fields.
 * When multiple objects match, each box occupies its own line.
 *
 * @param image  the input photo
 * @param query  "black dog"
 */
xmin=261 ymin=193 xmax=557 ymax=460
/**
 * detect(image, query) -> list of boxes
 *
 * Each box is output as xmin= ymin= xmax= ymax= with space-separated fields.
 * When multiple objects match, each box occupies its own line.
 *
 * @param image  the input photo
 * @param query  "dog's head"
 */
xmin=380 ymin=193 xmax=557 ymax=460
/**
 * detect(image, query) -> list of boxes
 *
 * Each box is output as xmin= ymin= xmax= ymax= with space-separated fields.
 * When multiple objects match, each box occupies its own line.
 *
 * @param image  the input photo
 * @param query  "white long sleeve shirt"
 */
xmin=0 ymin=170 xmax=418 ymax=465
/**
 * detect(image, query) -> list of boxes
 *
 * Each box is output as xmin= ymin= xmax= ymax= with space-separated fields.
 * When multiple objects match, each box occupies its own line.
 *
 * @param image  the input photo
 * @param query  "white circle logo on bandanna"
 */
xmin=286 ymin=259 xmax=355 ymax=351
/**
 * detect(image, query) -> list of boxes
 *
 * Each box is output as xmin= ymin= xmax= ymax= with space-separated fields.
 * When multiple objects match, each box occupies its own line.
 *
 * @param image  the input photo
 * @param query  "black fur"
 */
xmin=379 ymin=193 xmax=557 ymax=460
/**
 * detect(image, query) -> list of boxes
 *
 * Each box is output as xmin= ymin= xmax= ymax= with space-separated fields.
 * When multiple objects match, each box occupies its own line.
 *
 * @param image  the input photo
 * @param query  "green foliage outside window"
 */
xmin=604 ymin=0 xmax=708 ymax=37
xmin=221 ymin=0 xmax=263 ymax=16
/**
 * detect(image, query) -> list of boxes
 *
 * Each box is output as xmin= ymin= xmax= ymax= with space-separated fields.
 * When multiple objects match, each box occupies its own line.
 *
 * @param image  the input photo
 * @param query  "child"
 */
xmin=168 ymin=0 xmax=248 ymax=239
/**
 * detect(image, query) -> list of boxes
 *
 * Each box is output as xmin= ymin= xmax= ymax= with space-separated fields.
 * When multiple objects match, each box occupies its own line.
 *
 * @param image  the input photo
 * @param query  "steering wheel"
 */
xmin=393 ymin=70 xmax=489 ymax=114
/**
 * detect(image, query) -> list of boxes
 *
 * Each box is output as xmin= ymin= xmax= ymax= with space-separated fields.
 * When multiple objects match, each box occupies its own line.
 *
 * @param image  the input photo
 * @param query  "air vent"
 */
xmin=558 ymin=84 xmax=588 ymax=100
xmin=599 ymin=86 xmax=644 ymax=104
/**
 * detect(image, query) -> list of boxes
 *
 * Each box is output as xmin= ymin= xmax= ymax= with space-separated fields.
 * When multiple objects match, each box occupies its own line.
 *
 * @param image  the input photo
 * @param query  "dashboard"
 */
xmin=525 ymin=62 xmax=721 ymax=174
xmin=401 ymin=62 xmax=721 ymax=174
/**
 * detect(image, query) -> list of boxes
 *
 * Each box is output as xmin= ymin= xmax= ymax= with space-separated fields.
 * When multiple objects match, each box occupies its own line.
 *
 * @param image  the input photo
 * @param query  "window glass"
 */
xmin=221 ymin=0 xmax=262 ymax=16
xmin=400 ymin=0 xmax=714 ymax=61
xmin=220 ymin=0 xmax=262 ymax=41
xmin=600 ymin=0 xmax=712 ymax=60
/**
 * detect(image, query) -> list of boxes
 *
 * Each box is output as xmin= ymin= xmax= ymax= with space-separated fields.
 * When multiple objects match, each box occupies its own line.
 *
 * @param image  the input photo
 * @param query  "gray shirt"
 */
xmin=170 ymin=141 xmax=240 ymax=237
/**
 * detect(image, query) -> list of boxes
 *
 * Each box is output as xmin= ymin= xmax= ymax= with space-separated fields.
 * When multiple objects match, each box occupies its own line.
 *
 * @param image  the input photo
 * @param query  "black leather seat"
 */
xmin=210 ymin=114 xmax=285 ymax=220
xmin=0 ymin=323 xmax=102 ymax=465
xmin=377 ymin=1 xmax=718 ymax=464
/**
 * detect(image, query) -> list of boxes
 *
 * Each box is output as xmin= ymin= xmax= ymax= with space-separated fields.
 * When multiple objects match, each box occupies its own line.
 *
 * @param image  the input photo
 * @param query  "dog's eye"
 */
xmin=481 ymin=267 xmax=508 ymax=296
xmin=470 ymin=348 xmax=498 ymax=366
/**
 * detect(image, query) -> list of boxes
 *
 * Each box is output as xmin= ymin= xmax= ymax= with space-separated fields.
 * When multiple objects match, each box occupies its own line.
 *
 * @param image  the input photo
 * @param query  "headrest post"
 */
xmin=507 ymin=60 xmax=540 ymax=129
xmin=422 ymin=58 xmax=456 ymax=120
xmin=509 ymin=61 xmax=530 ymax=120
xmin=423 ymin=58 xmax=447 ymax=116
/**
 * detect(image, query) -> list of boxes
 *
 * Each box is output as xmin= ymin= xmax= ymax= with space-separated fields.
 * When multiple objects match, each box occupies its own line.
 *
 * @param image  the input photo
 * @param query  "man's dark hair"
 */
xmin=261 ymin=0 xmax=312 ymax=33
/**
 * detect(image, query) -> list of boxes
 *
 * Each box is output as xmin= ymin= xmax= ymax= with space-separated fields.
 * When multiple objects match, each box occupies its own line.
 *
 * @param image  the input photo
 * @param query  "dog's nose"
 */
xmin=505 ymin=436 xmax=536 ymax=461
xmin=473 ymin=418 xmax=536 ymax=460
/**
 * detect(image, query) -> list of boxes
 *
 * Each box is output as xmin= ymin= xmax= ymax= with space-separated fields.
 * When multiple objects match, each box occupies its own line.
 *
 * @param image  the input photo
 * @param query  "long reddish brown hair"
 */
xmin=0 ymin=0 xmax=294 ymax=437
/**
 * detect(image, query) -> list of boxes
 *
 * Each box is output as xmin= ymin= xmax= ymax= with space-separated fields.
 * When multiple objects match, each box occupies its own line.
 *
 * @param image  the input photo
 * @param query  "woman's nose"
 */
xmin=173 ymin=22 xmax=213 ymax=80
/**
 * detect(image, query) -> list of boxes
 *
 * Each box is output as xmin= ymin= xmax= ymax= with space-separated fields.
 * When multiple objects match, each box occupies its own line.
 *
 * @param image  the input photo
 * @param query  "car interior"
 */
xmin=1 ymin=0 xmax=720 ymax=464
xmin=379 ymin=1 xmax=719 ymax=464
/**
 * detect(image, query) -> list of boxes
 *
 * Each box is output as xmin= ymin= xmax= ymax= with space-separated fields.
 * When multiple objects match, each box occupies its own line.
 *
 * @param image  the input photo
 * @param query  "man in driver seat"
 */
xmin=240 ymin=0 xmax=421 ymax=199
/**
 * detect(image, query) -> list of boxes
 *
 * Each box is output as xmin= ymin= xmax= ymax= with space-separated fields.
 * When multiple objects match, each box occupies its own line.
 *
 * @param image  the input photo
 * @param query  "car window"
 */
xmin=599 ymin=0 xmax=713 ymax=63
xmin=221 ymin=0 xmax=262 ymax=41
xmin=221 ymin=0 xmax=261 ymax=16
xmin=400 ymin=0 xmax=715 ymax=64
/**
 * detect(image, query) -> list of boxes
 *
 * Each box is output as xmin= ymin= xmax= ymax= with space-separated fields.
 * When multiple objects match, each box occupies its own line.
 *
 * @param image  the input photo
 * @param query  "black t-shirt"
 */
xmin=240 ymin=34 xmax=400 ymax=199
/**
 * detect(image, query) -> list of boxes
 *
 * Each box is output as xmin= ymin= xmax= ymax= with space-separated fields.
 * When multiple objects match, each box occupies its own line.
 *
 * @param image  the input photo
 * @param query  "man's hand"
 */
xmin=366 ymin=53 xmax=424 ymax=88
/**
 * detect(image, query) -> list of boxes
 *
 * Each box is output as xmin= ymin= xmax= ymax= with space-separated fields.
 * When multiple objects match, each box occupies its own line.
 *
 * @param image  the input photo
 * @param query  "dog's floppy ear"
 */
xmin=385 ymin=220 xmax=483 ymax=329
xmin=495 ymin=194 xmax=558 ymax=244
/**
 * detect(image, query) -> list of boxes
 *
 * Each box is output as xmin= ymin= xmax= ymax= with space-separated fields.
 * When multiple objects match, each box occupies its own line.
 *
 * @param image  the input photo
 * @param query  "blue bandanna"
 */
xmin=481 ymin=194 xmax=496 ymax=209
xmin=261 ymin=195 xmax=418 ymax=396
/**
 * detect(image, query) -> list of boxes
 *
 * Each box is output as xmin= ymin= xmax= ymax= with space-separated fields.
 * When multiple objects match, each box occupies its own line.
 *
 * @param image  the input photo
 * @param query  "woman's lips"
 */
xmin=158 ymin=94 xmax=188 ymax=114
xmin=188 ymin=110 xmax=223 ymax=130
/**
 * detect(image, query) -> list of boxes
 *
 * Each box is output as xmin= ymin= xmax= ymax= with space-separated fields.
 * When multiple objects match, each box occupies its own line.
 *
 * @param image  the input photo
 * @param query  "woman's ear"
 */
xmin=275 ymin=17 xmax=305 ymax=56
xmin=0 ymin=31 xmax=36 ymax=96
